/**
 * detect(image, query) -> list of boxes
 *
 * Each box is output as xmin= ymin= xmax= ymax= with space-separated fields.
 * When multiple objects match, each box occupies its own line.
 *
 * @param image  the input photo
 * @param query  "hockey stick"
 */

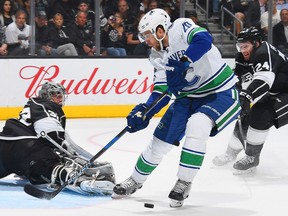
xmin=236 ymin=118 xmax=246 ymax=150
xmin=24 ymin=91 xmax=169 ymax=200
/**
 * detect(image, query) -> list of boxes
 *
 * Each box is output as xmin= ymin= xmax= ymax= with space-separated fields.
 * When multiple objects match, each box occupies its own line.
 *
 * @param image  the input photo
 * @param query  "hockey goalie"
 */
xmin=0 ymin=81 xmax=115 ymax=196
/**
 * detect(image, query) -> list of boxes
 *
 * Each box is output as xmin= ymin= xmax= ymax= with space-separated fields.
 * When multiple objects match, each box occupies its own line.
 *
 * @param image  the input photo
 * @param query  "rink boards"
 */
xmin=0 ymin=58 xmax=234 ymax=120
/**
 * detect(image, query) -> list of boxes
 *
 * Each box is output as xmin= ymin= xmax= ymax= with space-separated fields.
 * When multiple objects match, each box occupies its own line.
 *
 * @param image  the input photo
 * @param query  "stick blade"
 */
xmin=24 ymin=184 xmax=58 ymax=200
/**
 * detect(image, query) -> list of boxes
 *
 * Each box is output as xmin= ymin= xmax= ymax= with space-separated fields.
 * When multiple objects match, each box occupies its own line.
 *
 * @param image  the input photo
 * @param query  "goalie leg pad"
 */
xmin=67 ymin=180 xmax=115 ymax=196
xmin=50 ymin=157 xmax=116 ymax=196
xmin=73 ymin=157 xmax=116 ymax=184
xmin=84 ymin=161 xmax=116 ymax=184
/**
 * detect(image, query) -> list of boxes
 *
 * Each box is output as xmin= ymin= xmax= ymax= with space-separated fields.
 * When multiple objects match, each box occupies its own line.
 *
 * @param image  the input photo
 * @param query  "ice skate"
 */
xmin=212 ymin=146 xmax=242 ymax=166
xmin=112 ymin=176 xmax=142 ymax=199
xmin=168 ymin=179 xmax=191 ymax=208
xmin=233 ymin=154 xmax=260 ymax=175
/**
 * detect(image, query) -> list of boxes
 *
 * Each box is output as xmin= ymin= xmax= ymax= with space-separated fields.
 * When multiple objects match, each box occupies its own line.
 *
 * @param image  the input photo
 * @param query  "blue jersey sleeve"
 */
xmin=184 ymin=28 xmax=212 ymax=62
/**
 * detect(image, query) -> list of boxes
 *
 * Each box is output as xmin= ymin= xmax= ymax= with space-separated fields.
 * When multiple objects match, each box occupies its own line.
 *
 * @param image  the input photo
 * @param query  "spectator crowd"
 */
xmin=1 ymin=0 xmax=288 ymax=57
xmin=194 ymin=0 xmax=288 ymax=56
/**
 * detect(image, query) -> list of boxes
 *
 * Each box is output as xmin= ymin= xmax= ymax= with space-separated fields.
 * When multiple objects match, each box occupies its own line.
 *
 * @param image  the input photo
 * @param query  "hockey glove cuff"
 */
xmin=239 ymin=90 xmax=253 ymax=118
xmin=126 ymin=103 xmax=152 ymax=133
xmin=165 ymin=58 xmax=190 ymax=95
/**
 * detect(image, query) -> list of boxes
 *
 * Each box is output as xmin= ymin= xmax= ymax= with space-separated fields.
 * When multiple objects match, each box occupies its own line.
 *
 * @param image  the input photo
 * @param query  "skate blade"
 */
xmin=233 ymin=167 xmax=256 ymax=175
xmin=169 ymin=199 xmax=184 ymax=208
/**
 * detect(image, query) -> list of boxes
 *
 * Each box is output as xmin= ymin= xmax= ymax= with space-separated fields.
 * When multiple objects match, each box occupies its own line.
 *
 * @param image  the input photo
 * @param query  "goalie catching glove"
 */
xmin=165 ymin=57 xmax=190 ymax=95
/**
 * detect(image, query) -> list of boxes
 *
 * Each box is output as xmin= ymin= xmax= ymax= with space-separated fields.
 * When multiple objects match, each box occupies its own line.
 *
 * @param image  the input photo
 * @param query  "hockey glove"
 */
xmin=165 ymin=58 xmax=190 ymax=95
xmin=126 ymin=103 xmax=151 ymax=133
xmin=239 ymin=90 xmax=253 ymax=118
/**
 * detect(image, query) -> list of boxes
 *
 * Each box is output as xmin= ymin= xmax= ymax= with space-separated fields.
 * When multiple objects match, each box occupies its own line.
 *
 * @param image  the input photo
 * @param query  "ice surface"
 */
xmin=1 ymin=118 xmax=288 ymax=216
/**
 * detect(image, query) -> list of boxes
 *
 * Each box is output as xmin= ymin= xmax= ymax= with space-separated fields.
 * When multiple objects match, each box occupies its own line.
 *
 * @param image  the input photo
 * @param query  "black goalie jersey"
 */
xmin=0 ymin=97 xmax=66 ymax=140
xmin=0 ymin=97 xmax=66 ymax=180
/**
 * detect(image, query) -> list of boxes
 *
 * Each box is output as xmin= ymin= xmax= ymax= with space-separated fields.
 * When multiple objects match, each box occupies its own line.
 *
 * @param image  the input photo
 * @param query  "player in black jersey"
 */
xmin=213 ymin=27 xmax=288 ymax=174
xmin=0 ymin=81 xmax=115 ymax=195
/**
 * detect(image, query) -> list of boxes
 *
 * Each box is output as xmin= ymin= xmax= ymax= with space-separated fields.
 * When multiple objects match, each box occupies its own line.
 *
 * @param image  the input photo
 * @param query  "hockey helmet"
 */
xmin=38 ymin=81 xmax=67 ymax=106
xmin=237 ymin=27 xmax=262 ymax=43
xmin=138 ymin=8 xmax=171 ymax=42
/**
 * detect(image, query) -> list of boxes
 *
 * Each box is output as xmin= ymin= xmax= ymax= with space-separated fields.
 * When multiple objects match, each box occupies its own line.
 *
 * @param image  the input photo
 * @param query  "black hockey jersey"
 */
xmin=234 ymin=52 xmax=254 ymax=90
xmin=235 ymin=41 xmax=288 ymax=102
xmin=0 ymin=97 xmax=66 ymax=140
xmin=0 ymin=98 xmax=65 ymax=180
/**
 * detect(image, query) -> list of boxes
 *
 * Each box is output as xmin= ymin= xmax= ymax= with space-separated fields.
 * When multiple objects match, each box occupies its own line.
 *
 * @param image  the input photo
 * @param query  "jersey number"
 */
xmin=254 ymin=61 xmax=270 ymax=71
xmin=182 ymin=21 xmax=192 ymax=33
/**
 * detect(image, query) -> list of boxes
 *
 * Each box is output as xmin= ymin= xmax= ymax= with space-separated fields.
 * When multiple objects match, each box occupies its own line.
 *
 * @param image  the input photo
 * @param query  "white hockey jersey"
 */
xmin=163 ymin=18 xmax=238 ymax=98
xmin=149 ymin=48 xmax=167 ymax=93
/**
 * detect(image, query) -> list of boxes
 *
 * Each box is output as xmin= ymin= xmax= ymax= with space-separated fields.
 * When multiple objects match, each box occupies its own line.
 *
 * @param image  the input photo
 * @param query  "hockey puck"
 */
xmin=144 ymin=203 xmax=154 ymax=208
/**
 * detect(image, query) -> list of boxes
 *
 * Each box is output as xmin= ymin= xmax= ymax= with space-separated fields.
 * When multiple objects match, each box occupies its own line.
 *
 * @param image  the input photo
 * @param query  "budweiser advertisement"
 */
xmin=0 ymin=58 xmax=235 ymax=119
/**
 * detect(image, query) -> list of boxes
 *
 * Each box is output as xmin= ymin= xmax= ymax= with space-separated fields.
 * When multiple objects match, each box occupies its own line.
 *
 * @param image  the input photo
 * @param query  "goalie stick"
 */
xmin=24 ymin=91 xmax=169 ymax=200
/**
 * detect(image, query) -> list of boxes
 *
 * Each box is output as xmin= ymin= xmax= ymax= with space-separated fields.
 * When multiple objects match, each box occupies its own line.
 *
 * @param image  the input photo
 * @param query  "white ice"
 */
xmin=1 ymin=117 xmax=288 ymax=216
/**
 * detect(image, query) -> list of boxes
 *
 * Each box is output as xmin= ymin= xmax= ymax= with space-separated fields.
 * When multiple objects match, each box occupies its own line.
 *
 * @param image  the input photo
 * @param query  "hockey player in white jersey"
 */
xmin=112 ymin=9 xmax=241 ymax=207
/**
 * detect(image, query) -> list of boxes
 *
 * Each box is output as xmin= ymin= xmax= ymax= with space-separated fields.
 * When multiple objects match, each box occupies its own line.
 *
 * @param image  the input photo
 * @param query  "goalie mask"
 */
xmin=138 ymin=8 xmax=171 ymax=46
xmin=38 ymin=81 xmax=67 ymax=106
